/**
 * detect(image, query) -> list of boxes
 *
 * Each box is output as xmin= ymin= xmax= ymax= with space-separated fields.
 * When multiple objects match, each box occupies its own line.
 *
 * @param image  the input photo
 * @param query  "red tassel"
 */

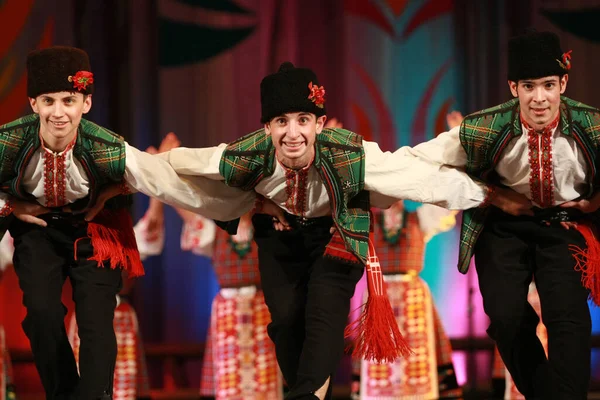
xmin=571 ymin=222 xmax=600 ymax=306
xmin=86 ymin=209 xmax=145 ymax=277
xmin=344 ymin=237 xmax=412 ymax=362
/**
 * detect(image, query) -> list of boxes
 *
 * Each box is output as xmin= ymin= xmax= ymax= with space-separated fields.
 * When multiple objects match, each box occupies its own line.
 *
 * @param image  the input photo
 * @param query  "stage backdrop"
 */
xmin=1 ymin=0 xmax=600 ymax=393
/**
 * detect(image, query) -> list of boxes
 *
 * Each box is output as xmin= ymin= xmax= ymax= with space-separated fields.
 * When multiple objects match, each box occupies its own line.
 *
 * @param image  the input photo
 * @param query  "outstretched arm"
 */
xmin=125 ymin=143 xmax=256 ymax=219
xmin=364 ymin=128 xmax=533 ymax=215
xmin=364 ymin=131 xmax=487 ymax=210
xmin=85 ymin=143 xmax=255 ymax=221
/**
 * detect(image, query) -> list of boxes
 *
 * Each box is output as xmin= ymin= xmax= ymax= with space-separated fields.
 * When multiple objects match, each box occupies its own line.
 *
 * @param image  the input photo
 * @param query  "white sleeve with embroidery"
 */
xmin=180 ymin=213 xmax=217 ymax=258
xmin=416 ymin=204 xmax=458 ymax=243
xmin=124 ymin=143 xmax=255 ymax=221
xmin=0 ymin=232 xmax=14 ymax=273
xmin=364 ymin=127 xmax=487 ymax=210
xmin=133 ymin=216 xmax=165 ymax=261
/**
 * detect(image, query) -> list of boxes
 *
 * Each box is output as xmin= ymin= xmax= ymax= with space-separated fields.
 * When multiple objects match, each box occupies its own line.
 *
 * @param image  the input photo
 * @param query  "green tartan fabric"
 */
xmin=457 ymin=96 xmax=600 ymax=273
xmin=0 ymin=114 xmax=127 ymax=234
xmin=220 ymin=127 xmax=371 ymax=263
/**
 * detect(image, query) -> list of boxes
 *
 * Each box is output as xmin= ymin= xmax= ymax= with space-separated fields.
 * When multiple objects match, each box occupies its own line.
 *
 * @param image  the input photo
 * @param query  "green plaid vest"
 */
xmin=220 ymin=127 xmax=371 ymax=263
xmin=457 ymin=96 xmax=600 ymax=273
xmin=0 ymin=114 xmax=127 ymax=234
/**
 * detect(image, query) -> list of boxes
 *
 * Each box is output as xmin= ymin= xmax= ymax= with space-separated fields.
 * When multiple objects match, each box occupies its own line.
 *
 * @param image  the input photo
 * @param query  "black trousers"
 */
xmin=252 ymin=214 xmax=363 ymax=400
xmin=474 ymin=208 xmax=591 ymax=400
xmin=9 ymin=215 xmax=122 ymax=400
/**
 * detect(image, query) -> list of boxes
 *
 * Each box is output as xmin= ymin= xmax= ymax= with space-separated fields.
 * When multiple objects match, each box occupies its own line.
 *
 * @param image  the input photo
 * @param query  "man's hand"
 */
xmin=84 ymin=183 xmax=122 ymax=221
xmin=324 ymin=118 xmax=343 ymax=129
xmin=446 ymin=111 xmax=464 ymax=130
xmin=489 ymin=186 xmax=534 ymax=216
xmin=12 ymin=198 xmax=50 ymax=227
xmin=158 ymin=132 xmax=181 ymax=153
xmin=256 ymin=197 xmax=290 ymax=231
xmin=146 ymin=145 xmax=158 ymax=154
xmin=557 ymin=221 xmax=578 ymax=230
xmin=560 ymin=195 xmax=600 ymax=214
xmin=557 ymin=194 xmax=600 ymax=230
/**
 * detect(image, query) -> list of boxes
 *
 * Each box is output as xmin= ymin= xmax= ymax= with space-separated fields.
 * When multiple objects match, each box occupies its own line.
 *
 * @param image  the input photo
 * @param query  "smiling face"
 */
xmin=29 ymin=91 xmax=92 ymax=151
xmin=265 ymin=112 xmax=326 ymax=169
xmin=508 ymin=75 xmax=567 ymax=131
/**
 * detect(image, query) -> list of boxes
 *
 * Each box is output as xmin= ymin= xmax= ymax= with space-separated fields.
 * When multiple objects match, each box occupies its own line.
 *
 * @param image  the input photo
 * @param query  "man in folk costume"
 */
xmin=350 ymin=201 xmax=463 ymax=400
xmin=0 ymin=45 xmax=254 ymax=399
xmin=0 ymin=46 xmax=152 ymax=400
xmin=407 ymin=30 xmax=599 ymax=399
xmin=0 ymin=234 xmax=17 ymax=400
xmin=175 ymin=209 xmax=283 ymax=400
xmin=87 ymin=61 xmax=507 ymax=400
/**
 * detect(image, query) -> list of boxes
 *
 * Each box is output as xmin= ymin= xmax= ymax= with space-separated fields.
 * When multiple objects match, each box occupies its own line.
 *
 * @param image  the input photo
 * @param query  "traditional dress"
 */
xmin=67 ymin=215 xmax=162 ymax=400
xmin=352 ymin=202 xmax=463 ymax=400
xmin=180 ymin=213 xmax=282 ymax=400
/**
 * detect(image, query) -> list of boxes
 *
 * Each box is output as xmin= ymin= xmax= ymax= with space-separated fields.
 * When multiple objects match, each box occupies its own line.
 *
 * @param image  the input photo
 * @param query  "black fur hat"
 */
xmin=27 ymin=46 xmax=94 ymax=98
xmin=508 ymin=30 xmax=571 ymax=82
xmin=260 ymin=62 xmax=326 ymax=124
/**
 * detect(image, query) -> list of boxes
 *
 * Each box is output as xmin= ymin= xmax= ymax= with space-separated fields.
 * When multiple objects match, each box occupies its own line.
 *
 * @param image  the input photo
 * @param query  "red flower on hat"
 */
xmin=68 ymin=71 xmax=94 ymax=91
xmin=308 ymin=82 xmax=325 ymax=108
xmin=557 ymin=50 xmax=572 ymax=71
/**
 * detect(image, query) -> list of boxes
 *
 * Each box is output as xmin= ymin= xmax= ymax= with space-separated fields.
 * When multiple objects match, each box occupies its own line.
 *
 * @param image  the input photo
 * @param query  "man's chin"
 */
xmin=533 ymin=117 xmax=550 ymax=126
xmin=47 ymin=129 xmax=75 ymax=140
xmin=282 ymin=150 xmax=305 ymax=159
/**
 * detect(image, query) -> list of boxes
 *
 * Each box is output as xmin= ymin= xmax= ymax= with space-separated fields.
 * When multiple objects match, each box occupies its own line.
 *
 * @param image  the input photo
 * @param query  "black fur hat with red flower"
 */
xmin=508 ymin=30 xmax=572 ymax=82
xmin=27 ymin=46 xmax=95 ymax=98
xmin=260 ymin=62 xmax=326 ymax=124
